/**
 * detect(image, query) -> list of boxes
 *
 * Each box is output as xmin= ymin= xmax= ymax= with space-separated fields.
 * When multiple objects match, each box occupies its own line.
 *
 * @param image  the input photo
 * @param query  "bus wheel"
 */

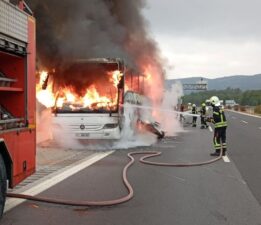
xmin=0 ymin=154 xmax=7 ymax=218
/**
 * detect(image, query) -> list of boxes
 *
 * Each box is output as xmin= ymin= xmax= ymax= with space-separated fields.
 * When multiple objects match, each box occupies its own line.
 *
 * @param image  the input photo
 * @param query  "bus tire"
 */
xmin=0 ymin=154 xmax=7 ymax=218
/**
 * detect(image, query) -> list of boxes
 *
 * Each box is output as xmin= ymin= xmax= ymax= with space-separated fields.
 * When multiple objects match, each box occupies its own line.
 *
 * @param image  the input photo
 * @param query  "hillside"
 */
xmin=165 ymin=74 xmax=261 ymax=91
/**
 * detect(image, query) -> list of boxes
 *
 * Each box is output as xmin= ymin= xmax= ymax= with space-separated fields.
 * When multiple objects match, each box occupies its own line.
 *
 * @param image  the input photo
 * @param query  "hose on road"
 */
xmin=6 ymin=150 xmax=223 ymax=207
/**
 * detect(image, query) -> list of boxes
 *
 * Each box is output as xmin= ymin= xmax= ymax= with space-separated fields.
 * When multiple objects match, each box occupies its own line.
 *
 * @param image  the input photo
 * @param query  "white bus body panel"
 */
xmin=52 ymin=113 xmax=121 ymax=140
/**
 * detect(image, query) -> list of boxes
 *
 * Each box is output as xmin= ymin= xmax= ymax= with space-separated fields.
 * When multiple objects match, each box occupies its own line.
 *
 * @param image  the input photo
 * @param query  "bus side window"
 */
xmin=136 ymin=95 xmax=142 ymax=105
xmin=133 ymin=93 xmax=137 ymax=104
xmin=124 ymin=92 xmax=131 ymax=104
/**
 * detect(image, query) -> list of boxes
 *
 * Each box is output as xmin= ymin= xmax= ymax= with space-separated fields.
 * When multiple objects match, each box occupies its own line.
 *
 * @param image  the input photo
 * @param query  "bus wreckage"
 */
xmin=37 ymin=58 xmax=165 ymax=140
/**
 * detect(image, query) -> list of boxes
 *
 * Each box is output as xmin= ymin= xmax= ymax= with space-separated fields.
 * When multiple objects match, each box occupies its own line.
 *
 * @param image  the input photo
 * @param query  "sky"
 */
xmin=143 ymin=0 xmax=261 ymax=79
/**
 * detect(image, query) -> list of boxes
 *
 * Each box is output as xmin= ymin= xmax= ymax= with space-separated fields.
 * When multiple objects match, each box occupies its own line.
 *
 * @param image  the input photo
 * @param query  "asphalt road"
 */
xmin=2 ymin=112 xmax=261 ymax=225
xmin=226 ymin=110 xmax=261 ymax=205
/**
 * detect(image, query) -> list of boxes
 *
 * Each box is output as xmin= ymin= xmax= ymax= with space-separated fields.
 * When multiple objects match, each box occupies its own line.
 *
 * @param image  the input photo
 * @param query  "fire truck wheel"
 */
xmin=0 ymin=154 xmax=7 ymax=218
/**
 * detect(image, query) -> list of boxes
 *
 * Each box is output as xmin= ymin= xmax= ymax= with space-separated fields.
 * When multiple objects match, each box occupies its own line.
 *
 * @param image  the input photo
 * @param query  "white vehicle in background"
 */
xmin=225 ymin=100 xmax=237 ymax=108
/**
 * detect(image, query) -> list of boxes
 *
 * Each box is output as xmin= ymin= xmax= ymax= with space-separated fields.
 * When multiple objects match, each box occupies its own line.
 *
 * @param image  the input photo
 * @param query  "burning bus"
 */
xmin=36 ymin=58 xmax=164 ymax=140
xmin=42 ymin=58 xmax=125 ymax=139
xmin=37 ymin=58 xmax=164 ymax=140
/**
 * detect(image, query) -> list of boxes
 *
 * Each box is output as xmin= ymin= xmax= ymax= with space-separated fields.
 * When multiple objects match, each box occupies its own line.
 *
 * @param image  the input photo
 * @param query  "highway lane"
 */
xmin=2 ymin=122 xmax=261 ymax=225
xmin=226 ymin=110 xmax=261 ymax=205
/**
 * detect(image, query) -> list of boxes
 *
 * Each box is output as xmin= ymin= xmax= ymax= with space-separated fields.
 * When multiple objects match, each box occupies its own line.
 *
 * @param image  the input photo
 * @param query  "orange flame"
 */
xmin=36 ymin=70 xmax=123 ymax=111
xmin=36 ymin=71 xmax=55 ymax=108
xmin=110 ymin=70 xmax=123 ymax=88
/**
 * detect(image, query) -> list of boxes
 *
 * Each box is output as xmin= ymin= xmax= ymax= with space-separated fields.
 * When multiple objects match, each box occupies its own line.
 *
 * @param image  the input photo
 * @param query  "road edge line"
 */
xmin=4 ymin=150 xmax=114 ymax=213
xmin=222 ymin=155 xmax=230 ymax=163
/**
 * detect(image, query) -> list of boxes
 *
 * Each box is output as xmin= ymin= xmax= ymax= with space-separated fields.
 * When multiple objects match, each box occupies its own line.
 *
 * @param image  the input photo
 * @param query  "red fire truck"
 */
xmin=0 ymin=0 xmax=36 ymax=217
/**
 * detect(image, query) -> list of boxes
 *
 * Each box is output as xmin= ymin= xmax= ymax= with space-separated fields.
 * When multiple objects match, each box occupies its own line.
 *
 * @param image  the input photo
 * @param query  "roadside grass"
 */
xmin=228 ymin=105 xmax=261 ymax=117
xmin=254 ymin=105 xmax=261 ymax=115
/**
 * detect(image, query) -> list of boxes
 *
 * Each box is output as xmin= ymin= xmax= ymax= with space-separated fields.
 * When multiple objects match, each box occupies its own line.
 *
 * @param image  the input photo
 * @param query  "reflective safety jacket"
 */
xmin=200 ymin=106 xmax=206 ymax=116
xmin=211 ymin=106 xmax=227 ymax=128
xmin=192 ymin=106 xmax=197 ymax=114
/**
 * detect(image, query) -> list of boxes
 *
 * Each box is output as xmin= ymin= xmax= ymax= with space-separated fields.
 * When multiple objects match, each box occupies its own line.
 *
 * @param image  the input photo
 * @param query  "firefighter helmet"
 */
xmin=192 ymin=104 xmax=196 ymax=107
xmin=202 ymin=103 xmax=206 ymax=107
xmin=210 ymin=96 xmax=220 ymax=106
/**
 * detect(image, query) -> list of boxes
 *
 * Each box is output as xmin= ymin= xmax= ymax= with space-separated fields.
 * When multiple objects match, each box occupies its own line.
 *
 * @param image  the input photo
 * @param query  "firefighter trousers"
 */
xmin=192 ymin=116 xmax=197 ymax=126
xmin=200 ymin=115 xmax=207 ymax=127
xmin=213 ymin=127 xmax=227 ymax=153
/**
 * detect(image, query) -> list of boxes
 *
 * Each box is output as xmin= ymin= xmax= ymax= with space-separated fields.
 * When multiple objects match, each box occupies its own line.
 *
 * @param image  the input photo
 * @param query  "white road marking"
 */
xmin=208 ymin=126 xmax=213 ymax=132
xmin=226 ymin=109 xmax=261 ymax=118
xmin=222 ymin=155 xmax=230 ymax=163
xmin=259 ymin=127 xmax=261 ymax=130
xmin=240 ymin=120 xmax=248 ymax=124
xmin=4 ymin=151 xmax=114 ymax=213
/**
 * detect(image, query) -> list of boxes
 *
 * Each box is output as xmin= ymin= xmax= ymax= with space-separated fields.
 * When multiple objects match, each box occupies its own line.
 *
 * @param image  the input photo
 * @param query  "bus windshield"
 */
xmin=53 ymin=61 xmax=123 ymax=114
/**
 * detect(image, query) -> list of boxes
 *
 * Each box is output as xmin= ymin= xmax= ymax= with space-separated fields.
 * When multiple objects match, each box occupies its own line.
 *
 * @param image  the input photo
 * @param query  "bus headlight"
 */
xmin=103 ymin=124 xmax=118 ymax=129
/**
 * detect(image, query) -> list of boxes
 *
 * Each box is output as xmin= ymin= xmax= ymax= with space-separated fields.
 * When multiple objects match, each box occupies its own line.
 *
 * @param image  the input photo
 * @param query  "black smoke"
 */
xmin=23 ymin=0 xmax=165 ymax=100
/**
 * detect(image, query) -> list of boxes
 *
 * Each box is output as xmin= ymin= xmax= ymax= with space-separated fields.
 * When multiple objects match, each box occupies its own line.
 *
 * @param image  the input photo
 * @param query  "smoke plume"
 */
xmin=24 ymin=0 xmax=165 ymax=101
xmin=158 ymin=82 xmax=184 ymax=136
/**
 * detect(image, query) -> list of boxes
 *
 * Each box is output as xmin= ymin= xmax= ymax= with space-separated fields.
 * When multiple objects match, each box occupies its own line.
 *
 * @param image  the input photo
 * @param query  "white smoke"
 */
xmin=36 ymin=106 xmax=53 ymax=144
xmin=36 ymin=103 xmax=157 ymax=150
xmin=114 ymin=103 xmax=157 ymax=149
xmin=51 ymin=121 xmax=82 ymax=149
xmin=157 ymin=82 xmax=184 ymax=136
xmin=37 ymin=107 xmax=81 ymax=149
xmin=36 ymin=82 xmax=184 ymax=150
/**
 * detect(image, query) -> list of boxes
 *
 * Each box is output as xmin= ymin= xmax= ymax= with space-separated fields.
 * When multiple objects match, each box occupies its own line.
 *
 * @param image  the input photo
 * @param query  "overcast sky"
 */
xmin=143 ymin=0 xmax=261 ymax=79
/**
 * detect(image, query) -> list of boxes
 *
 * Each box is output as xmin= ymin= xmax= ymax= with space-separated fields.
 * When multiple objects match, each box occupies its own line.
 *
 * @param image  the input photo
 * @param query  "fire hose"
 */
xmin=6 ymin=149 xmax=223 ymax=207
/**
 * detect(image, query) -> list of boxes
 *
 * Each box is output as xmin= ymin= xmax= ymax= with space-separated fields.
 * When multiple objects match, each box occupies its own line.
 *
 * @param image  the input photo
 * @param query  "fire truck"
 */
xmin=0 ymin=0 xmax=36 ymax=217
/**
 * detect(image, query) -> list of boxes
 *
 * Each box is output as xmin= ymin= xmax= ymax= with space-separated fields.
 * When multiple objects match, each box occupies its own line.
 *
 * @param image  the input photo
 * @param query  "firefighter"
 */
xmin=191 ymin=104 xmax=197 ymax=127
xmin=208 ymin=96 xmax=228 ymax=156
xmin=179 ymin=104 xmax=185 ymax=122
xmin=200 ymin=102 xmax=208 ymax=129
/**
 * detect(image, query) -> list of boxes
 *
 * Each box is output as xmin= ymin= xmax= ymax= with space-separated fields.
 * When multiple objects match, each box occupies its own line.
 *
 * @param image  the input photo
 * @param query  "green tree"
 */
xmin=182 ymin=88 xmax=261 ymax=106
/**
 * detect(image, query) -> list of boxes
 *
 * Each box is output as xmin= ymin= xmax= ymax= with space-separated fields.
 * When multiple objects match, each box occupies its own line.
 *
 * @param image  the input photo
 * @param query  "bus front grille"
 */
xmin=69 ymin=124 xmax=103 ymax=131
